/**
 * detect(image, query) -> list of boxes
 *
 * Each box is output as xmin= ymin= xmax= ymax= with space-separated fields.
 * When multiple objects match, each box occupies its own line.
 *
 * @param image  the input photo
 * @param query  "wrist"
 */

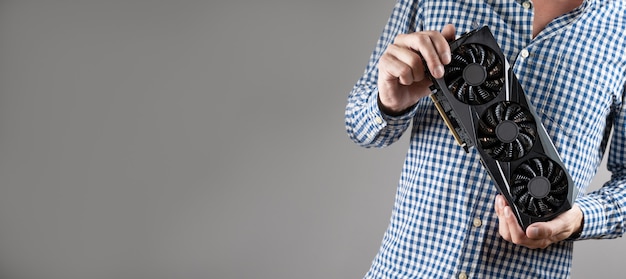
xmin=377 ymin=95 xmax=415 ymax=116
xmin=567 ymin=205 xmax=584 ymax=240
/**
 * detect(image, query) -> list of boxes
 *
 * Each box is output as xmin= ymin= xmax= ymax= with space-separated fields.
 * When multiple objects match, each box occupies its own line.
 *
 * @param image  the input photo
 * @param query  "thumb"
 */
xmin=441 ymin=24 xmax=456 ymax=41
xmin=526 ymin=223 xmax=553 ymax=239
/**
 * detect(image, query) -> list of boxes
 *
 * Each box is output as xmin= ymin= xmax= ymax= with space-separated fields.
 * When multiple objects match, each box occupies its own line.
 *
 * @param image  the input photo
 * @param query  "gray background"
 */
xmin=0 ymin=1 xmax=621 ymax=278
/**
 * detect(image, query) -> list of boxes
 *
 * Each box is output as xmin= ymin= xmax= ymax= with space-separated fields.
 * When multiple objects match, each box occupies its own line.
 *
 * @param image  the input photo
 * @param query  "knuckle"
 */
xmin=386 ymin=43 xmax=400 ymax=53
xmin=395 ymin=33 xmax=407 ymax=40
xmin=379 ymin=53 xmax=393 ymax=65
xmin=413 ymin=34 xmax=430 ymax=46
xmin=413 ymin=68 xmax=425 ymax=80
xmin=398 ymin=67 xmax=413 ymax=85
xmin=397 ymin=66 xmax=412 ymax=79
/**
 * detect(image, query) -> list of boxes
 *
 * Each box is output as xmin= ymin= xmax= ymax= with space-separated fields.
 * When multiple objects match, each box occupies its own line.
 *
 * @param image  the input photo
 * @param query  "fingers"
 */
xmin=503 ymin=206 xmax=531 ymax=245
xmin=440 ymin=24 xmax=456 ymax=43
xmin=391 ymin=29 xmax=453 ymax=79
xmin=380 ymin=43 xmax=426 ymax=85
xmin=494 ymin=195 xmax=511 ymax=241
xmin=494 ymin=195 xmax=569 ymax=249
xmin=377 ymin=25 xmax=457 ymax=114
xmin=379 ymin=24 xmax=455 ymax=83
xmin=495 ymin=195 xmax=527 ymax=245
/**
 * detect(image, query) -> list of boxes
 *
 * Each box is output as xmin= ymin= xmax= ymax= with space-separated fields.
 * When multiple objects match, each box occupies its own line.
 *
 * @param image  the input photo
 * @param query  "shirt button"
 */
xmin=374 ymin=116 xmax=383 ymax=124
xmin=522 ymin=1 xmax=532 ymax=9
xmin=520 ymin=49 xmax=530 ymax=58
xmin=473 ymin=218 xmax=482 ymax=228
xmin=459 ymin=272 xmax=468 ymax=279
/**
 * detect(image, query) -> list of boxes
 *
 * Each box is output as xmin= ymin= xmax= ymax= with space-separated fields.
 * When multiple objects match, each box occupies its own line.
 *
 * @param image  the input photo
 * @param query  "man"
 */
xmin=345 ymin=0 xmax=626 ymax=278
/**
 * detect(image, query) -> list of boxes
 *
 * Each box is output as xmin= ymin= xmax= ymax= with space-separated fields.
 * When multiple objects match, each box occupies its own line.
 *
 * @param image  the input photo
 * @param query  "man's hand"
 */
xmin=377 ymin=24 xmax=456 ymax=115
xmin=494 ymin=194 xmax=583 ymax=249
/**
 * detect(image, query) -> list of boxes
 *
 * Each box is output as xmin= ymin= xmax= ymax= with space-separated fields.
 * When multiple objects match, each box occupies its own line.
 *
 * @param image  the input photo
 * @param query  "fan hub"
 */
xmin=463 ymin=63 xmax=487 ymax=86
xmin=528 ymin=177 xmax=551 ymax=198
xmin=495 ymin=120 xmax=519 ymax=143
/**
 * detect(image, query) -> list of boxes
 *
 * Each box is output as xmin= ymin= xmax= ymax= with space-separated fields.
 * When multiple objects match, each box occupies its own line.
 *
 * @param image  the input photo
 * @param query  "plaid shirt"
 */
xmin=345 ymin=0 xmax=626 ymax=278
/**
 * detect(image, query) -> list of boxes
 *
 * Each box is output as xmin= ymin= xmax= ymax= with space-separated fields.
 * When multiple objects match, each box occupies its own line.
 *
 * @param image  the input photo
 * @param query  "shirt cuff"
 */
xmin=369 ymin=90 xmax=417 ymax=129
xmin=574 ymin=195 xmax=608 ymax=240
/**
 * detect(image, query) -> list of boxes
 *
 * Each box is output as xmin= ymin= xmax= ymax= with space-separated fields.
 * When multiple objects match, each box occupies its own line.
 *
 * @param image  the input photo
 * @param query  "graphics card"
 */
xmin=428 ymin=26 xmax=577 ymax=229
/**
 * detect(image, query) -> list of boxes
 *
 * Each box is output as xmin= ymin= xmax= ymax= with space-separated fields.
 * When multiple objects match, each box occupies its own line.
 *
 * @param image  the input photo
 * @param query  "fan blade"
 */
xmin=516 ymin=132 xmax=534 ymax=150
xmin=476 ymin=86 xmax=493 ymax=102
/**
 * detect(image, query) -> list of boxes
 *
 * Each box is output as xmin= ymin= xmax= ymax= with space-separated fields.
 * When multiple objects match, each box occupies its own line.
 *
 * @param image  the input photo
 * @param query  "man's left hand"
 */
xmin=494 ymin=194 xmax=583 ymax=249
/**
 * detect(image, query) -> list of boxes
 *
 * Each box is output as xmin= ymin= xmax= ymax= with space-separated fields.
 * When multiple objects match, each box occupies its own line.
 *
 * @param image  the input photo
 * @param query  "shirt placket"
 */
xmin=454 ymin=169 xmax=491 ymax=279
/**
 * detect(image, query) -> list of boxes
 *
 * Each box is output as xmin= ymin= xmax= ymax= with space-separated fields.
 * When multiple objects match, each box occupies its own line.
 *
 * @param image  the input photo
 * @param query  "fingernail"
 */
xmin=529 ymin=227 xmax=540 ymax=238
xmin=496 ymin=196 xmax=503 ymax=208
xmin=434 ymin=65 xmax=445 ymax=78
xmin=504 ymin=206 xmax=510 ymax=217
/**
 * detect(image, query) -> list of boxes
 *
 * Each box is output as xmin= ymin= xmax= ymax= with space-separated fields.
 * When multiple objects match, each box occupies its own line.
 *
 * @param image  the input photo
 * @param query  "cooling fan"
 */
xmin=477 ymin=102 xmax=536 ymax=162
xmin=443 ymin=43 xmax=503 ymax=105
xmin=428 ymin=26 xmax=577 ymax=229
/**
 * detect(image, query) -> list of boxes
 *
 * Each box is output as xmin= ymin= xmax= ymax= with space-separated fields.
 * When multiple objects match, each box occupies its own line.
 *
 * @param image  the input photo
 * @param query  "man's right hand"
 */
xmin=377 ymin=24 xmax=456 ymax=115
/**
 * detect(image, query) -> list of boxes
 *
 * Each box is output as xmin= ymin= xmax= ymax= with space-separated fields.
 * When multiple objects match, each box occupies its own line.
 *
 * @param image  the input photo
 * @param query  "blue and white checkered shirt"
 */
xmin=345 ymin=0 xmax=626 ymax=278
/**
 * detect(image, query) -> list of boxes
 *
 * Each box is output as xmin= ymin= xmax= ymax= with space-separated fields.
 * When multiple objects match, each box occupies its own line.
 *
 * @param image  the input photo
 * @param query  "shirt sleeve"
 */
xmin=344 ymin=0 xmax=421 ymax=148
xmin=576 ymin=85 xmax=626 ymax=240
